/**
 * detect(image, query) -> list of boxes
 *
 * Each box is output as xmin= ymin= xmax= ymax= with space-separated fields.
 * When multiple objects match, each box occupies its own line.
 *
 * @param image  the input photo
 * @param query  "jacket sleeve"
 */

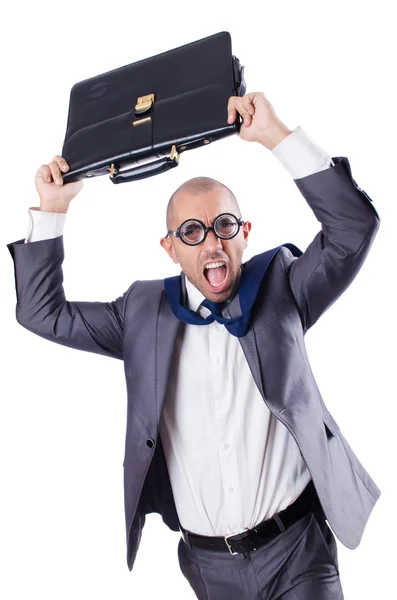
xmin=7 ymin=235 xmax=134 ymax=360
xmin=284 ymin=155 xmax=380 ymax=332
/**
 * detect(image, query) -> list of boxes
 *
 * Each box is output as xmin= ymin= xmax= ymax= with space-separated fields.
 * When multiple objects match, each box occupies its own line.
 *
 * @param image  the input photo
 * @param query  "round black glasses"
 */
xmin=166 ymin=213 xmax=245 ymax=246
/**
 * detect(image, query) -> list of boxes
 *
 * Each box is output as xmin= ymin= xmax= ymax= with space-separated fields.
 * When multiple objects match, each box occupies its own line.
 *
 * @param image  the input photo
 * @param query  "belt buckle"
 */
xmin=224 ymin=528 xmax=250 ymax=555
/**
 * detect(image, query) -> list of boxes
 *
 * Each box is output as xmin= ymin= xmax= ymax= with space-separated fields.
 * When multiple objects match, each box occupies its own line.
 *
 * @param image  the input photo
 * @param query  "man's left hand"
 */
xmin=227 ymin=91 xmax=292 ymax=150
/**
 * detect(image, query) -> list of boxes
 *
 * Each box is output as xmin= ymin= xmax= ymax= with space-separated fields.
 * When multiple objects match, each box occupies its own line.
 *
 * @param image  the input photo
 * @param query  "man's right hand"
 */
xmin=35 ymin=155 xmax=84 ymax=213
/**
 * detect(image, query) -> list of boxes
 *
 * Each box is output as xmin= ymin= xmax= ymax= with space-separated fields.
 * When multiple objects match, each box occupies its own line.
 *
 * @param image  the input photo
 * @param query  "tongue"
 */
xmin=206 ymin=266 xmax=227 ymax=286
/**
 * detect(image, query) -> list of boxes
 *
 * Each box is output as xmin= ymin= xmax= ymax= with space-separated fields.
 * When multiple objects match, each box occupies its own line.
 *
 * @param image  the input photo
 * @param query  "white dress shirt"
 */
xmin=23 ymin=126 xmax=334 ymax=537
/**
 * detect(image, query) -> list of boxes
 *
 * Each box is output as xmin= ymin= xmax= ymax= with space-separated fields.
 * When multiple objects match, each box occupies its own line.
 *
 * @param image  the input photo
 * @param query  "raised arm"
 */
xmin=228 ymin=91 xmax=380 ymax=332
xmin=285 ymin=155 xmax=380 ymax=332
xmin=7 ymin=155 xmax=134 ymax=360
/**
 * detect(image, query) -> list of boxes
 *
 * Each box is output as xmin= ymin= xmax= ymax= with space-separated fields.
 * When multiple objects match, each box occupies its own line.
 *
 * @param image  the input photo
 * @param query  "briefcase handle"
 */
xmin=109 ymin=145 xmax=180 ymax=184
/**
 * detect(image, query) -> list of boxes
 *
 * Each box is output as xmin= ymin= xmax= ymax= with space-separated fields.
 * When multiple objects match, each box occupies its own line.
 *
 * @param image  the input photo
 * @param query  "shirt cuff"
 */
xmin=271 ymin=125 xmax=335 ymax=179
xmin=25 ymin=207 xmax=67 ymax=243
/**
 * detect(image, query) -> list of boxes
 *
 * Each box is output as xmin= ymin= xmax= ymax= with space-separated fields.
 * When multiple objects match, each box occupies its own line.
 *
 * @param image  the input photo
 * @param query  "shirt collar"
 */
xmin=184 ymin=275 xmax=206 ymax=312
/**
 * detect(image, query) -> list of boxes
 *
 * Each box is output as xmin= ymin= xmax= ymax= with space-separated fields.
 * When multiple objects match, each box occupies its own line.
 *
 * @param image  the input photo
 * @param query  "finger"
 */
xmin=241 ymin=111 xmax=252 ymax=126
xmin=48 ymin=159 xmax=64 ymax=186
xmin=241 ymin=98 xmax=255 ymax=122
xmin=227 ymin=110 xmax=237 ymax=124
xmin=236 ymin=102 xmax=252 ymax=126
xmin=53 ymin=154 xmax=70 ymax=173
xmin=227 ymin=96 xmax=238 ymax=123
xmin=36 ymin=164 xmax=53 ymax=183
xmin=246 ymin=99 xmax=255 ymax=115
xmin=243 ymin=92 xmax=257 ymax=112
xmin=232 ymin=97 xmax=254 ymax=126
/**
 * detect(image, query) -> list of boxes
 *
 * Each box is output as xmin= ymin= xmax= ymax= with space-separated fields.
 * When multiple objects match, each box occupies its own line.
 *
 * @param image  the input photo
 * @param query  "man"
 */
xmin=7 ymin=91 xmax=381 ymax=599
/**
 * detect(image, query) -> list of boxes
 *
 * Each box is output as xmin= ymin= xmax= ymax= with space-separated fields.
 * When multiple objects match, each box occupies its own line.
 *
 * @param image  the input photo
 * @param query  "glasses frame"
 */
xmin=166 ymin=212 xmax=245 ymax=246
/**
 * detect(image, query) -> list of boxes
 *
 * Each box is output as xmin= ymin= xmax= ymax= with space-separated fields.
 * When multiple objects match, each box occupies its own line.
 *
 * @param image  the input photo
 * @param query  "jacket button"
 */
xmin=146 ymin=439 xmax=155 ymax=449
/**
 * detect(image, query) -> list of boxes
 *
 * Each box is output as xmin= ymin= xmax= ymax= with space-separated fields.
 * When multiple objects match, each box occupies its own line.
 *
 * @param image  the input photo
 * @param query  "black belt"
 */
xmin=180 ymin=479 xmax=325 ymax=555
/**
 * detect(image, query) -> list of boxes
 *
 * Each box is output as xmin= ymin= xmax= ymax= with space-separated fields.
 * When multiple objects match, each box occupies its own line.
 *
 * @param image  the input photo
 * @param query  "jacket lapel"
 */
xmin=155 ymin=286 xmax=183 ymax=426
xmin=224 ymin=289 xmax=265 ymax=398
xmin=223 ymin=245 xmax=302 ymax=399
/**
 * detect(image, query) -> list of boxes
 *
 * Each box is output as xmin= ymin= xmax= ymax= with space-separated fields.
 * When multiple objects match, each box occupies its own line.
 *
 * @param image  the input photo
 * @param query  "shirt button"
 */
xmin=224 ymin=443 xmax=230 ymax=450
xmin=229 ymin=487 xmax=234 ymax=493
xmin=215 ymin=324 xmax=222 ymax=331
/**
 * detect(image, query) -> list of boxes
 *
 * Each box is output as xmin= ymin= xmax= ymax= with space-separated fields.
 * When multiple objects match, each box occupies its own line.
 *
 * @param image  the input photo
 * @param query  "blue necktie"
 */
xmin=164 ymin=243 xmax=302 ymax=337
xmin=201 ymin=298 xmax=224 ymax=317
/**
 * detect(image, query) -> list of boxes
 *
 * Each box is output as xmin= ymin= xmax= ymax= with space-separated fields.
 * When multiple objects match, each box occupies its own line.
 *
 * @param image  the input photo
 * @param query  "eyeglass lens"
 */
xmin=216 ymin=215 xmax=239 ymax=238
xmin=180 ymin=215 xmax=239 ymax=244
xmin=181 ymin=221 xmax=204 ymax=244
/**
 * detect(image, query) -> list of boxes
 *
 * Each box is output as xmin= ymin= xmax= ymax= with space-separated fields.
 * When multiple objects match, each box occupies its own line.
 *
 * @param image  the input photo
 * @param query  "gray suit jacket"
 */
xmin=7 ymin=156 xmax=381 ymax=571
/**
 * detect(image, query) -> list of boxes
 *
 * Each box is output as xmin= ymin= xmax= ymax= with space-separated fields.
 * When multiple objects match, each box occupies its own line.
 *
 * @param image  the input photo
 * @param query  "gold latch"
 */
xmin=170 ymin=144 xmax=178 ymax=161
xmin=133 ymin=116 xmax=152 ymax=126
xmin=108 ymin=164 xmax=118 ymax=178
xmin=135 ymin=93 xmax=154 ymax=114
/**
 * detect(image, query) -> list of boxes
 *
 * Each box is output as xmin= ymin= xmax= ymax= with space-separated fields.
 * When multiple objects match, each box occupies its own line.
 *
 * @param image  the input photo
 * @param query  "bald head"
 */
xmin=166 ymin=176 xmax=241 ymax=230
xmin=160 ymin=175 xmax=251 ymax=303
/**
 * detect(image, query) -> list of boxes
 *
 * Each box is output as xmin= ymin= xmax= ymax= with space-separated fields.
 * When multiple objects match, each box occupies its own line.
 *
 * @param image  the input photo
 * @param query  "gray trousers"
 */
xmin=177 ymin=511 xmax=344 ymax=599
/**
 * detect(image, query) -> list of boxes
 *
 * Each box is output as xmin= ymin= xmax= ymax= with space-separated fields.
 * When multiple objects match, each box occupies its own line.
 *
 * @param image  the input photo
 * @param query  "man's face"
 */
xmin=160 ymin=188 xmax=252 ymax=303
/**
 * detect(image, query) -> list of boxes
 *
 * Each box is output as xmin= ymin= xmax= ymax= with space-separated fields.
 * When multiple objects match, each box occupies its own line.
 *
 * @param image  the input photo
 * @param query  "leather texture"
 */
xmin=61 ymin=31 xmax=246 ymax=184
xmin=7 ymin=156 xmax=381 ymax=572
xmin=180 ymin=479 xmax=320 ymax=553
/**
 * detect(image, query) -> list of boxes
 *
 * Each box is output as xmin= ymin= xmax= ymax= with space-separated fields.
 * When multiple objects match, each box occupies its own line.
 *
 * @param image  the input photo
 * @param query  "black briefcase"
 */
xmin=61 ymin=31 xmax=246 ymax=185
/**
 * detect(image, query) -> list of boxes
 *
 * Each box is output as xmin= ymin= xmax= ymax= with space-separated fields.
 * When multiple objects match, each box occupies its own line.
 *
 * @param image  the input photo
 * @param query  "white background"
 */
xmin=1 ymin=1 xmax=395 ymax=598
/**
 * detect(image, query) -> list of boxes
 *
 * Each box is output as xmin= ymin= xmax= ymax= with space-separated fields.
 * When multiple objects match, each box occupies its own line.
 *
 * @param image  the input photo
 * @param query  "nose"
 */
xmin=202 ymin=229 xmax=223 ymax=252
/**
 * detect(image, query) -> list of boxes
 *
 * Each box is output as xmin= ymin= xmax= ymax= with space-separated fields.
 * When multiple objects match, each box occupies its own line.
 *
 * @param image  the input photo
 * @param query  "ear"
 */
xmin=160 ymin=236 xmax=179 ymax=264
xmin=242 ymin=221 xmax=252 ymax=248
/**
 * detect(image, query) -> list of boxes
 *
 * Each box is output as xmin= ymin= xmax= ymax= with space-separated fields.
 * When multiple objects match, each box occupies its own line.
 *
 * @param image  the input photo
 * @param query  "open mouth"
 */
xmin=203 ymin=261 xmax=229 ymax=290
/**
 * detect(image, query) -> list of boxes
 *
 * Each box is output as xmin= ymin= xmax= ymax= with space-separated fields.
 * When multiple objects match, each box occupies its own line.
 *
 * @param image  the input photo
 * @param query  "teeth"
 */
xmin=210 ymin=280 xmax=225 ymax=287
xmin=205 ymin=261 xmax=226 ymax=270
